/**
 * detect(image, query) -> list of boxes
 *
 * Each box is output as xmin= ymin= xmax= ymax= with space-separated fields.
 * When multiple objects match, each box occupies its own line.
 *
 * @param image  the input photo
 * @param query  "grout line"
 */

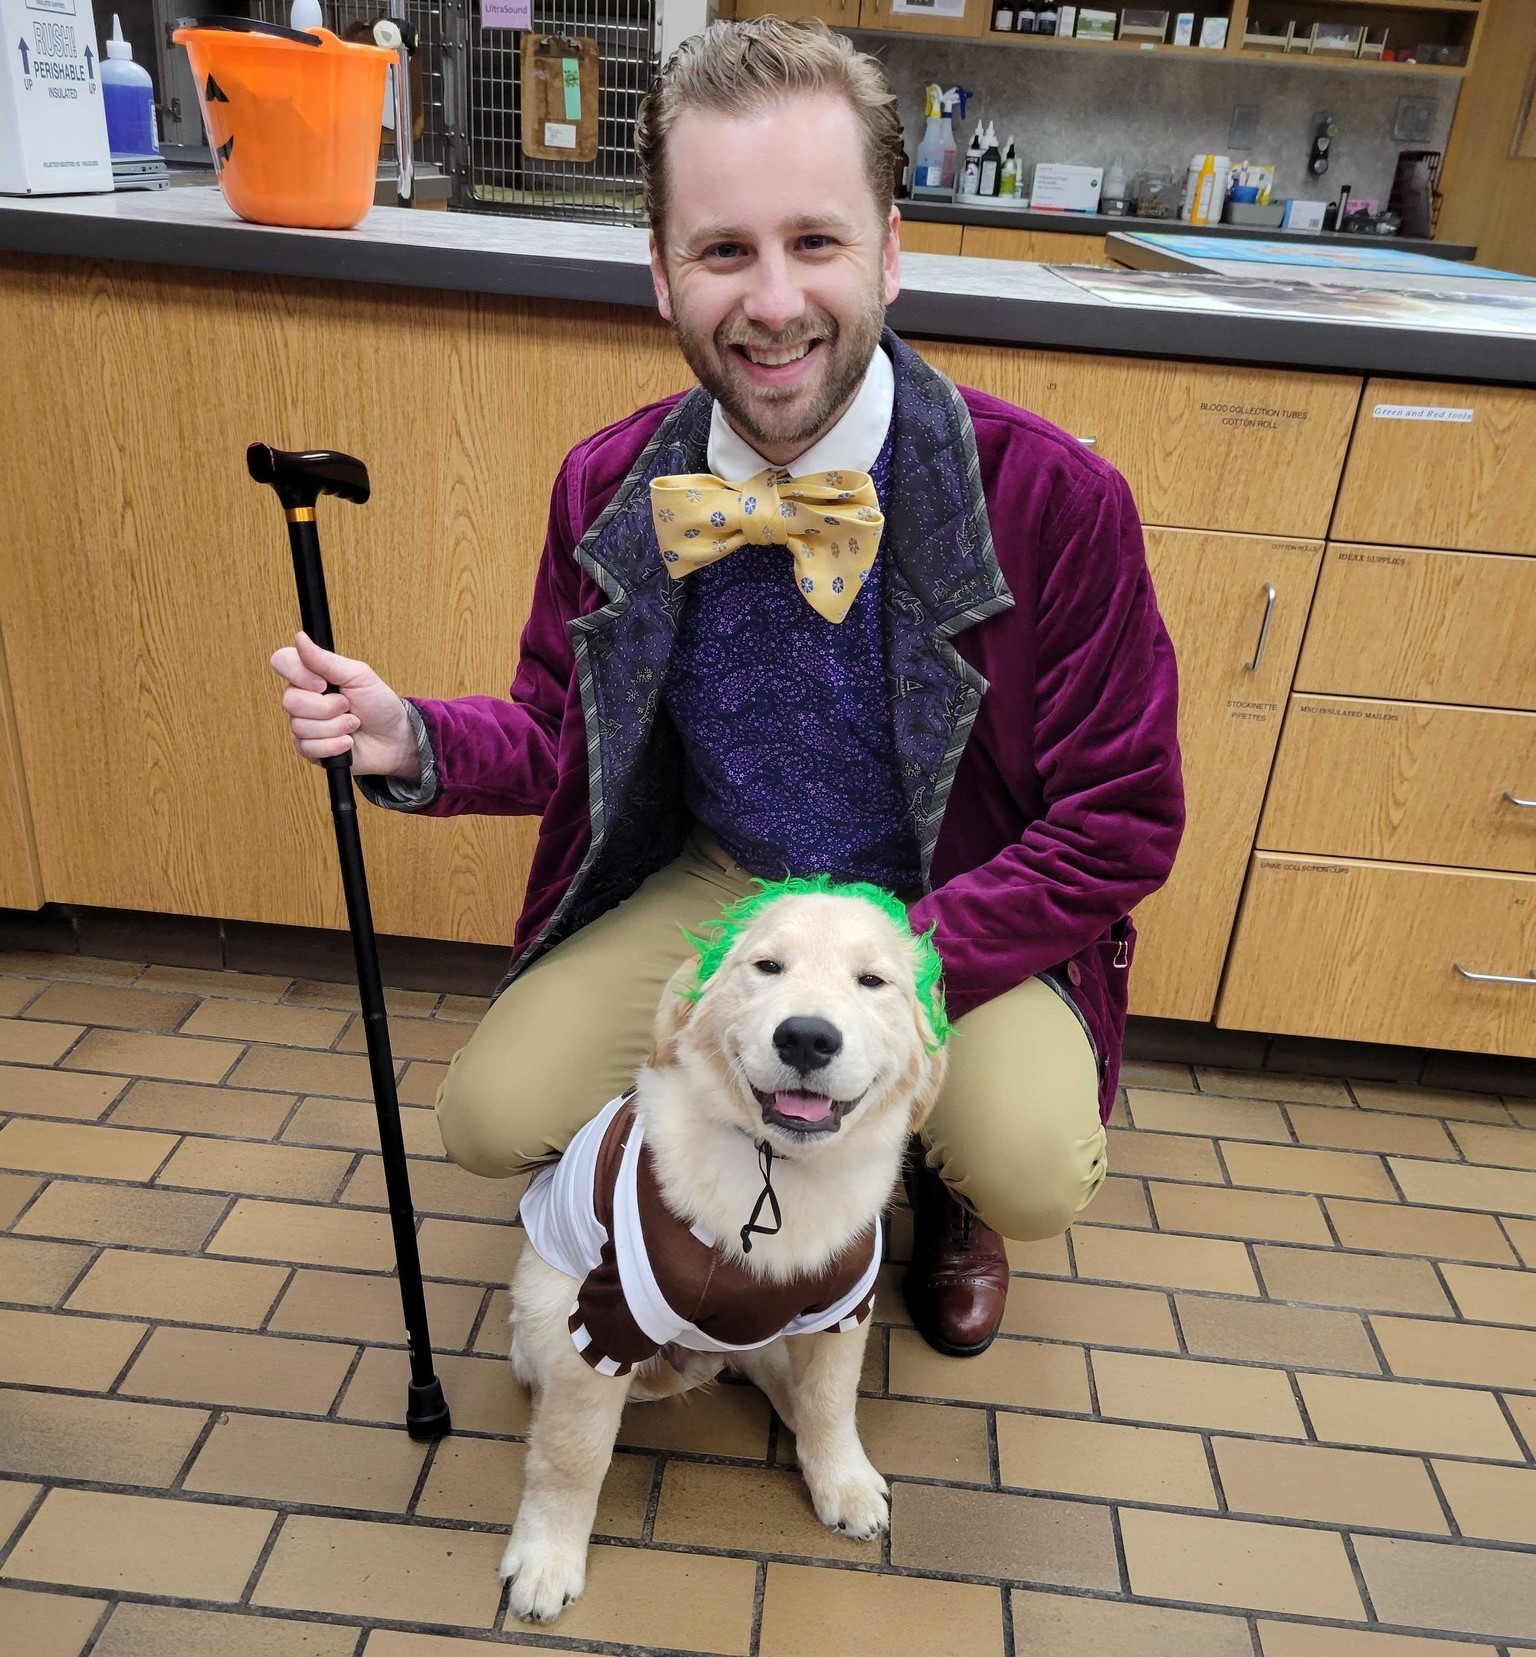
xmin=235 ymin=1509 xmax=288 ymax=1609
xmin=104 ymin=1320 xmax=160 ymax=1396
xmin=71 ymin=1597 xmax=118 ymax=1657
xmin=1339 ymin=1530 xmax=1378 ymax=1624
xmin=999 ymin=1582 xmax=1016 ymax=1657
xmin=1422 ymin=1455 xmax=1463 ymax=1540
xmin=169 ymin=1407 xmax=223 ymax=1492
xmin=1243 ymin=1615 xmax=1264 ymax=1657
xmin=986 ymin=1408 xmax=1001 ymax=1491
xmin=1107 ymin=1504 xmax=1130 ymax=1597
xmin=640 ymin=1454 xmax=666 ymax=1545
xmin=0 ymin=1479 xmax=48 ymax=1574
xmin=1201 ymin=1430 xmax=1229 ymax=1515
xmin=747 ymin=1557 xmax=767 ymax=1657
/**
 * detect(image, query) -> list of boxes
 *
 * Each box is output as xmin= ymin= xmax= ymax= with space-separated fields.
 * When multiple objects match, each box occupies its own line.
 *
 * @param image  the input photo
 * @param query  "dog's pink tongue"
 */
xmin=774 ymin=1090 xmax=834 ymax=1124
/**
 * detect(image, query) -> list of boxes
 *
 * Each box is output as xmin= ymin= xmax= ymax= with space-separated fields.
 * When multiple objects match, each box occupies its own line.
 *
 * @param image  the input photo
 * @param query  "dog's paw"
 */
xmin=808 ymin=1458 xmax=890 ymax=1541
xmin=499 ymin=1533 xmax=587 ymax=1623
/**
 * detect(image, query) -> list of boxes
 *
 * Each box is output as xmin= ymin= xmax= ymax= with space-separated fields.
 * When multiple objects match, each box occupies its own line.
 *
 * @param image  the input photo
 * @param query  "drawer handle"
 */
xmin=1505 ymin=792 xmax=1536 ymax=809
xmin=1248 ymin=583 xmax=1278 ymax=672
xmin=1454 ymin=962 xmax=1536 ymax=987
xmin=1075 ymin=436 xmax=1098 ymax=448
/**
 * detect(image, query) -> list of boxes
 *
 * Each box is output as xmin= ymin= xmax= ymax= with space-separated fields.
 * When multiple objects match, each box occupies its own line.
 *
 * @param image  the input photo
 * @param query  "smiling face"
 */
xmin=648 ymin=93 xmax=901 ymax=466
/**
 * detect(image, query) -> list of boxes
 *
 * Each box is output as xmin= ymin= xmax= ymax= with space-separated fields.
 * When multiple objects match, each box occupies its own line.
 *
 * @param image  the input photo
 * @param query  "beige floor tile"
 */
xmin=67 ymin=1248 xmax=287 ymax=1328
xmin=1507 ymin=1218 xmax=1536 ymax=1269
xmin=1129 ymin=1089 xmax=1291 ymax=1142
xmin=1075 ymin=1226 xmax=1258 ymax=1296
xmin=1078 ymin=1173 xmax=1154 ymax=1228
xmin=1297 ymin=1373 xmax=1522 ymax=1460
xmin=268 ymin=1267 xmax=484 ymax=1351
xmin=338 ymin=1347 xmax=531 ymax=1437
xmin=0 ymin=1307 xmax=146 ymax=1389
xmin=1092 ymin=1349 xmax=1305 ymax=1437
xmin=281 ymin=1097 xmax=444 ymax=1157
xmin=185 ymin=1412 xmax=428 ymax=1512
xmin=1255 ymin=1245 xmax=1451 ymax=1316
xmin=416 ymin=1437 xmax=650 ymax=1535
xmin=1442 ymin=1262 xmax=1536 ymax=1327
xmin=653 ymin=1462 xmax=879 ymax=1561
xmin=284 ymin=980 xmax=438 ymax=1016
xmin=227 ymin=1047 xmax=374 ymax=1100
xmin=0 ymin=1019 xmax=84 ymax=1065
xmin=1121 ymin=1508 xmax=1363 ymax=1619
xmin=997 ymin=1412 xmax=1216 ymax=1508
xmin=554 ymin=1545 xmax=759 ymax=1654
xmin=24 ymin=982 xmax=197 ymax=1033
xmin=1223 ymin=1142 xmax=1394 ymax=1200
xmin=340 ymin=1013 xmax=465 ymax=1062
xmin=1432 ymin=1458 xmax=1536 ymax=1546
xmin=1450 ymin=1121 xmax=1536 ymax=1171
xmin=181 ymin=1000 xmax=349 ymax=1049
xmin=861 ymin=1325 xmax=885 ymax=1392
xmin=108 ymin=1078 xmax=297 ymax=1140
xmin=762 ymin=1561 xmax=999 ymax=1657
xmin=251 ymin=1513 xmax=505 ymax=1628
xmin=1325 ymin=1199 xmax=1517 ymax=1266
xmin=0 ymin=977 xmax=44 ymax=1015
xmin=397 ymin=1062 xmax=449 ymax=1108
xmin=0 ymin=1119 xmax=176 ymax=1181
xmin=616 ymin=1378 xmax=772 ymax=1460
xmin=1504 ymin=1392 xmax=1536 ymax=1454
xmin=1390 ymin=1158 xmax=1536 ymax=1219
xmin=3 ymin=1488 xmax=274 ymax=1601
xmin=366 ymin=1637 xmax=599 ymax=1657
xmin=872 ymin=1262 xmax=912 ymax=1327
xmin=1213 ymin=1436 xmax=1448 ymax=1532
xmin=0 ymin=1585 xmax=107 ymax=1657
xmin=0 ymin=953 xmax=139 ymax=986
xmin=1001 ymin=1276 xmax=1179 ymax=1350
xmin=1013 ymin=1589 xmax=1251 ymax=1657
xmin=209 ymin=1198 xmax=396 ymax=1271
xmin=120 ymin=1326 xmax=356 ymax=1414
xmin=1150 ymin=1182 xmax=1331 ymax=1245
xmin=435 ymin=994 xmax=492 ymax=1025
xmin=845 ymin=1396 xmax=990 ymax=1483
xmin=0 ymin=1480 xmax=40 ymax=1546
xmin=0 ymin=1067 xmax=125 ymax=1122
xmin=1175 ymin=1294 xmax=1380 ymax=1374
xmin=1198 ymin=1069 xmax=1353 ymax=1106
xmin=16 ymin=1180 xmax=225 ymax=1251
xmin=1005 ymin=1231 xmax=1072 ymax=1275
xmin=1353 ymin=1533 xmax=1535 ymax=1642
xmin=340 ymin=1155 xmax=525 ymax=1222
xmin=1374 ymin=1314 xmax=1536 ymax=1391
xmin=1287 ymin=1104 xmax=1457 ymax=1159
xmin=62 ymin=1029 xmax=241 ymax=1085
xmin=137 ymin=964 xmax=291 ymax=1001
xmin=417 ymin=1217 xmax=523 ymax=1283
xmin=1256 ymin=1623 xmax=1497 ymax=1656
xmin=891 ymin=1482 xmax=1118 ymax=1587
xmin=470 ymin=1286 xmax=511 ymax=1356
xmin=0 ymin=1235 xmax=93 ymax=1305
xmin=1105 ymin=1128 xmax=1224 ymax=1184
xmin=0 ymin=1170 xmax=42 ymax=1227
xmin=92 ymin=1603 xmax=359 ymax=1657
xmin=1120 ymin=1059 xmax=1197 ymax=1091
xmin=889 ymin=1328 xmax=1090 ymax=1411
xmin=155 ymin=1137 xmax=352 ymax=1202
xmin=0 ymin=1388 xmax=206 ymax=1486
xmin=1353 ymin=1083 xmax=1514 ymax=1125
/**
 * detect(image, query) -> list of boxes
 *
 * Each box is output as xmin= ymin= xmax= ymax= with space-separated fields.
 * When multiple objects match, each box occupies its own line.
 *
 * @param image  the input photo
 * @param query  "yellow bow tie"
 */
xmin=650 ymin=467 xmax=885 ymax=625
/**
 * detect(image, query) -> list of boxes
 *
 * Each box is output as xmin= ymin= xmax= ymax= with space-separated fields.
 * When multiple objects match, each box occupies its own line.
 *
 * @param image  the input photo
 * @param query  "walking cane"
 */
xmin=248 ymin=442 xmax=451 ymax=1442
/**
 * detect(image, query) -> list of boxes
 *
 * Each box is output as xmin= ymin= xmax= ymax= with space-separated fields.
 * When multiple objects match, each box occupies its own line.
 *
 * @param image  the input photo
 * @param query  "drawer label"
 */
xmin=1295 ymin=704 xmax=1402 ymax=723
xmin=1227 ymin=699 xmax=1277 ymax=723
xmin=1200 ymin=401 xmax=1312 ymax=431
xmin=1372 ymin=404 xmax=1474 ymax=423
xmin=1335 ymin=552 xmax=1406 ymax=565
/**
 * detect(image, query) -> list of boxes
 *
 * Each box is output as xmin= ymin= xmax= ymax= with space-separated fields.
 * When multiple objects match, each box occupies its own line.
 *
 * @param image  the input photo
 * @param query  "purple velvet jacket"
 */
xmin=398 ymin=333 xmax=1183 ymax=1122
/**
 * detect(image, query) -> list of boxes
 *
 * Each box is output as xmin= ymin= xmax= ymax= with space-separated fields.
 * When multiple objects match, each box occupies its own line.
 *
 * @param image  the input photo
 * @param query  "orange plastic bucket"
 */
xmin=173 ymin=18 xmax=392 ymax=231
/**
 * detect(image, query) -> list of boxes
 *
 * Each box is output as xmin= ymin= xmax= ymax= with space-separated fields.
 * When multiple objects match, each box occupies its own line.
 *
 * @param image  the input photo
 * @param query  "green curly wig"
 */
xmin=678 ymin=874 xmax=953 ymax=1051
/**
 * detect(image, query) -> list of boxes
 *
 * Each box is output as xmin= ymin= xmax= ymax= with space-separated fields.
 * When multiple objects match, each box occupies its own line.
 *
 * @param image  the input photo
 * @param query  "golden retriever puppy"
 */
xmin=499 ymin=878 xmax=950 ymax=1623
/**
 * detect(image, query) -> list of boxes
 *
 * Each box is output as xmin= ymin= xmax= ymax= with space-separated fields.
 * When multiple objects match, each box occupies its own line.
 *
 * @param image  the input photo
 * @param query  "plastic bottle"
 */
xmin=1015 ymin=6 xmax=1038 ymax=32
xmin=1104 ymin=156 xmax=1126 ymax=201
xmin=290 ymin=0 xmax=323 ymax=28
xmin=938 ymin=87 xmax=969 ymax=189
xmin=979 ymin=122 xmax=1002 ymax=197
xmin=1181 ymin=153 xmax=1205 ymax=220
xmin=101 ymin=15 xmax=159 ymax=158
xmin=914 ymin=85 xmax=946 ymax=189
xmin=960 ymin=123 xmax=983 ymax=196
xmin=991 ymin=0 xmax=1014 ymax=31
xmin=1000 ymin=136 xmax=1019 ymax=199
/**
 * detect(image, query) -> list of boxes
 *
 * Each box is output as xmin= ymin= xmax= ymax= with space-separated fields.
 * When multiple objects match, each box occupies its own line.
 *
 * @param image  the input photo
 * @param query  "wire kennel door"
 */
xmin=464 ymin=0 xmax=657 ymax=223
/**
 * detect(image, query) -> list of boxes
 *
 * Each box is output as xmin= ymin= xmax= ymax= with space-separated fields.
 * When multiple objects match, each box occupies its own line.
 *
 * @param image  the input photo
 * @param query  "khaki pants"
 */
xmin=435 ymin=835 xmax=1107 ymax=1241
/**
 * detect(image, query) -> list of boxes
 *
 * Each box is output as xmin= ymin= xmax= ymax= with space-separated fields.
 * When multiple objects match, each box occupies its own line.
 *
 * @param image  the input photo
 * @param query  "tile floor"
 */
xmin=0 ymin=949 xmax=1533 ymax=1656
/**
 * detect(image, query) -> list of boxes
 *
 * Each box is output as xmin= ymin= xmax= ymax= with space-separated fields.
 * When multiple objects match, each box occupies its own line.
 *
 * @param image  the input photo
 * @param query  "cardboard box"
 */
xmin=1075 ymin=8 xmax=1117 ymax=39
xmin=1198 ymin=16 xmax=1229 ymax=48
xmin=1056 ymin=6 xmax=1078 ymax=36
xmin=1281 ymin=199 xmax=1327 ymax=231
xmin=1030 ymin=162 xmax=1104 ymax=213
xmin=1172 ymin=12 xmax=1194 ymax=46
xmin=1120 ymin=7 xmax=1169 ymax=43
xmin=0 ymin=0 xmax=112 ymax=194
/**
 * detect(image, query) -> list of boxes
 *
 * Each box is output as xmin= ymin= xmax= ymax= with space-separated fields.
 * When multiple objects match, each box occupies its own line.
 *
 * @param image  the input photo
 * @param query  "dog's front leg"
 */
xmin=785 ymin=1324 xmax=888 ymax=1540
xmin=500 ymin=1349 xmax=629 ymax=1623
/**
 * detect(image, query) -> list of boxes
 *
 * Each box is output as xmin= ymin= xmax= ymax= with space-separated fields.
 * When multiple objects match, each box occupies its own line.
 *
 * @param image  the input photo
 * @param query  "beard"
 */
xmin=669 ymin=278 xmax=888 ymax=457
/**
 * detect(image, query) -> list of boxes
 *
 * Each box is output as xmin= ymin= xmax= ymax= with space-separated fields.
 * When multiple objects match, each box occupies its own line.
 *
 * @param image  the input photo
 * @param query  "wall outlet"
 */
xmin=1230 ymin=103 xmax=1259 ymax=152
xmin=1394 ymin=96 xmax=1436 ymax=144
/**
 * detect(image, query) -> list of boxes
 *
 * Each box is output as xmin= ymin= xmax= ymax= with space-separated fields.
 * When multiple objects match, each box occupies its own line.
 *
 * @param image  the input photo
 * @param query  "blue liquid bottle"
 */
xmin=101 ymin=15 xmax=159 ymax=157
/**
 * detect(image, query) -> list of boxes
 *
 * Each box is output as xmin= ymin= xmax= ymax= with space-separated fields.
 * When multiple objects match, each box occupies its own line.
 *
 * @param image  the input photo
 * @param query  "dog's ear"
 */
xmin=648 ymin=961 xmax=699 ymax=1069
xmin=906 ymin=1042 xmax=948 ymax=1135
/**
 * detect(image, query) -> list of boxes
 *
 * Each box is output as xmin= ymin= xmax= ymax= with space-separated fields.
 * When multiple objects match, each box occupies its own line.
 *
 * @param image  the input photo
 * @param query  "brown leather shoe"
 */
xmin=901 ymin=1151 xmax=1009 ymax=1357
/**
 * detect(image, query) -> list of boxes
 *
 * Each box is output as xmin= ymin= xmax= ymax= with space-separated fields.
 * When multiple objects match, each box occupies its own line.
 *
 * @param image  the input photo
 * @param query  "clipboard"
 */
xmin=520 ymin=33 xmax=600 ymax=163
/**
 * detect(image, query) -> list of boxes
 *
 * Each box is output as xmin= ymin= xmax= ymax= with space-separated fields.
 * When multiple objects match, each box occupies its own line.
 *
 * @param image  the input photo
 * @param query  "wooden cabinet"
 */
xmin=1295 ymin=546 xmax=1536 ymax=711
xmin=914 ymin=341 xmax=1359 ymax=538
xmin=897 ymin=219 xmax=964 ymax=256
xmin=960 ymin=225 xmax=1109 ymax=266
xmin=0 ymin=627 xmax=43 ymax=911
xmin=855 ymin=0 xmax=987 ymax=36
xmin=1218 ymin=855 xmax=1536 ymax=1059
xmin=730 ymin=0 xmax=860 ymax=22
xmin=1333 ymin=380 xmax=1536 ymax=556
xmin=1260 ymin=699 xmax=1536 ymax=875
xmin=1129 ymin=532 xmax=1323 ymax=1022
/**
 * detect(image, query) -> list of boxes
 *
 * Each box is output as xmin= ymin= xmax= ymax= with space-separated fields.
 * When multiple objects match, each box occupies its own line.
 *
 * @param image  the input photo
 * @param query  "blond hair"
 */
xmin=636 ymin=17 xmax=903 ymax=241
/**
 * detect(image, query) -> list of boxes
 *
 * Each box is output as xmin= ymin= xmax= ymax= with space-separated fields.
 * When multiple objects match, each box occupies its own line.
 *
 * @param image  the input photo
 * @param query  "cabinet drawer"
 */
xmin=913 ymin=341 xmax=1359 ymax=538
xmin=1218 ymin=855 xmax=1536 ymax=1057
xmin=959 ymin=226 xmax=1109 ymax=266
xmin=1260 ymin=699 xmax=1536 ymax=874
xmin=1334 ymin=379 xmax=1536 ymax=555
xmin=1295 ymin=546 xmax=1536 ymax=711
xmin=898 ymin=220 xmax=964 ymax=257
xmin=856 ymin=0 xmax=987 ymax=32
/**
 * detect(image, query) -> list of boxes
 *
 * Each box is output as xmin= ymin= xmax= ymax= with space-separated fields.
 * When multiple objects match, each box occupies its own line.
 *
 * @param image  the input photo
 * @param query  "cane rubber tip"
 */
xmin=406 ymin=1378 xmax=452 ymax=1441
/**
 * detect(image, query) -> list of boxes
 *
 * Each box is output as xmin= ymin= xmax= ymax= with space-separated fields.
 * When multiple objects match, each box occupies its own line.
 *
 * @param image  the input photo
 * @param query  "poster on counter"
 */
xmin=481 ymin=0 xmax=532 ymax=29
xmin=891 ymin=0 xmax=968 ymax=18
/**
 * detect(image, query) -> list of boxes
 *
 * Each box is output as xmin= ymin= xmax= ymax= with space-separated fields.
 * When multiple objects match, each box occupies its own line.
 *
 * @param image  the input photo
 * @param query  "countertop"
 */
xmin=2 ymin=187 xmax=1531 ymax=385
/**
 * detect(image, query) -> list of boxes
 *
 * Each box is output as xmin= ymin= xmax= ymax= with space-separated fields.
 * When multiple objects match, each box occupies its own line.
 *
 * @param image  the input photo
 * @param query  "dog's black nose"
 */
xmin=773 ymin=1016 xmax=843 ymax=1073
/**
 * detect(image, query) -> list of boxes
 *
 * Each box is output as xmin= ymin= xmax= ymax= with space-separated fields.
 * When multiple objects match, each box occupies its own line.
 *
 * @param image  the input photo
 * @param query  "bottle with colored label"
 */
xmin=979 ymin=122 xmax=1001 ymax=197
xmin=102 ymin=15 xmax=160 ymax=158
xmin=960 ymin=123 xmax=983 ymax=196
xmin=1000 ymin=137 xmax=1019 ymax=200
